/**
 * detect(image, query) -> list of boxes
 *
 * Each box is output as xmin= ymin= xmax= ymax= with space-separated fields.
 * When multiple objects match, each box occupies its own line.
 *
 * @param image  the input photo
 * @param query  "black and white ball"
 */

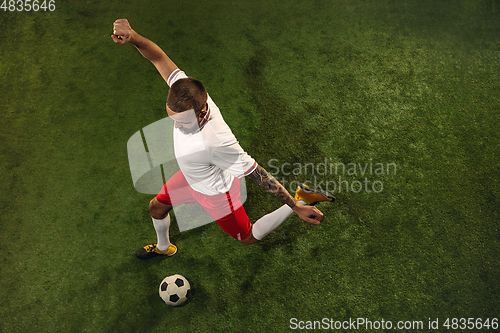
xmin=159 ymin=274 xmax=191 ymax=306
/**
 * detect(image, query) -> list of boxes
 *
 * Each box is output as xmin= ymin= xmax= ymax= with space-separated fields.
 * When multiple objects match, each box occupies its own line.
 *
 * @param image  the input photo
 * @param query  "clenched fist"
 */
xmin=111 ymin=18 xmax=134 ymax=44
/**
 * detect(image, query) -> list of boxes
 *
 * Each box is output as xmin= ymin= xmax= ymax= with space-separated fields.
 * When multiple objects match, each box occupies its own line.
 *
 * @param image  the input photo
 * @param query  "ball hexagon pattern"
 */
xmin=159 ymin=274 xmax=191 ymax=306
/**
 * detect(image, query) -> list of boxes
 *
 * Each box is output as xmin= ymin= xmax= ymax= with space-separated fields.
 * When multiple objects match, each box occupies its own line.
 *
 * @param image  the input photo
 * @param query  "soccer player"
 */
xmin=111 ymin=19 xmax=334 ymax=259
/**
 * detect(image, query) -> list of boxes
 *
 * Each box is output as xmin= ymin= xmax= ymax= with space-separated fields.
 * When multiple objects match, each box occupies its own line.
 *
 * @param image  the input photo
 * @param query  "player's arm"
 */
xmin=111 ymin=19 xmax=178 ymax=84
xmin=247 ymin=164 xmax=323 ymax=224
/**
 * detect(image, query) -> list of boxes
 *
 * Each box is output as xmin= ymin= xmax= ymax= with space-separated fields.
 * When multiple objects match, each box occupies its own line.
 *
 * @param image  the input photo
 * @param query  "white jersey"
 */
xmin=168 ymin=69 xmax=257 ymax=196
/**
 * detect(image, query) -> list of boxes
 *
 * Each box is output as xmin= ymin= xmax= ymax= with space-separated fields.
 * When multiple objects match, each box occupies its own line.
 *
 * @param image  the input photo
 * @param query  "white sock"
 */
xmin=152 ymin=214 xmax=171 ymax=252
xmin=251 ymin=201 xmax=307 ymax=240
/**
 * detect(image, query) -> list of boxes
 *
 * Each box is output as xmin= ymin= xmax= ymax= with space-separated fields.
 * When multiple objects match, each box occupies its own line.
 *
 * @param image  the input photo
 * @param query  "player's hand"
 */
xmin=292 ymin=203 xmax=324 ymax=225
xmin=111 ymin=18 xmax=134 ymax=44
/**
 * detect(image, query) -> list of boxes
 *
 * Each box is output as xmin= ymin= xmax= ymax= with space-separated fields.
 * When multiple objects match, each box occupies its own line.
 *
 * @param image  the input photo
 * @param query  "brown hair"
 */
xmin=167 ymin=77 xmax=207 ymax=114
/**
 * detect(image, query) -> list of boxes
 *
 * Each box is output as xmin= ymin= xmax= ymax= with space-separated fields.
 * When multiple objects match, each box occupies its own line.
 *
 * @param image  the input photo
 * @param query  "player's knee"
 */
xmin=239 ymin=232 xmax=259 ymax=246
xmin=149 ymin=198 xmax=170 ymax=219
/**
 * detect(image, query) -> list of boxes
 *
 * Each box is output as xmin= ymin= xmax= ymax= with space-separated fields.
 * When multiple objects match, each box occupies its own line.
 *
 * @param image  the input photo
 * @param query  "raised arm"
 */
xmin=247 ymin=164 xmax=323 ymax=224
xmin=111 ymin=19 xmax=178 ymax=84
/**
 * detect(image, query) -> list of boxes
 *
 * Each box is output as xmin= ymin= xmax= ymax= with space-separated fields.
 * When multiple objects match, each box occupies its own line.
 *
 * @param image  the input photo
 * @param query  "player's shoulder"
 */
xmin=203 ymin=116 xmax=232 ymax=140
xmin=167 ymin=69 xmax=187 ymax=87
xmin=205 ymin=97 xmax=230 ymax=131
xmin=202 ymin=94 xmax=240 ymax=146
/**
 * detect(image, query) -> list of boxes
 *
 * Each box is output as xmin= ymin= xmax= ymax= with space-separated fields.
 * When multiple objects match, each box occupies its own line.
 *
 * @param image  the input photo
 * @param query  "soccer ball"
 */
xmin=159 ymin=274 xmax=191 ymax=306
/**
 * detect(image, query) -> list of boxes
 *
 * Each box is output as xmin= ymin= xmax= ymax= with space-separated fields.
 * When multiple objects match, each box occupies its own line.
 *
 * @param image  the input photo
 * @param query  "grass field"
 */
xmin=1 ymin=0 xmax=499 ymax=332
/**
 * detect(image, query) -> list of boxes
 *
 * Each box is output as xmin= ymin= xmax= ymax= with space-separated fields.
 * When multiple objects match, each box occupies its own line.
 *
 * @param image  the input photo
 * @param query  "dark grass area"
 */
xmin=1 ymin=0 xmax=499 ymax=332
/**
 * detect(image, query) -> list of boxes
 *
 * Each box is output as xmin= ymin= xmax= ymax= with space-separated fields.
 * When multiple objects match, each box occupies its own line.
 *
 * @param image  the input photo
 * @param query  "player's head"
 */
xmin=166 ymin=77 xmax=208 ymax=134
xmin=166 ymin=77 xmax=207 ymax=115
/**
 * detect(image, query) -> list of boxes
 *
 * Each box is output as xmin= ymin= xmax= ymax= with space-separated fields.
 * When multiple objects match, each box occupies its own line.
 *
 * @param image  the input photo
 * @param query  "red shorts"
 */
xmin=156 ymin=170 xmax=251 ymax=241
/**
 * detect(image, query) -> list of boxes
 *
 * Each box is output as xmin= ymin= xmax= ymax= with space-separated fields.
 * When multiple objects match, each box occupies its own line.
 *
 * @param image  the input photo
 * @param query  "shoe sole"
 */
xmin=298 ymin=183 xmax=336 ymax=205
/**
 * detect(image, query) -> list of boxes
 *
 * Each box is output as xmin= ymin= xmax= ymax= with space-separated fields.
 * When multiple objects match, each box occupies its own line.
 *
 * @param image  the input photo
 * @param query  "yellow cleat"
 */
xmin=136 ymin=243 xmax=177 ymax=259
xmin=295 ymin=183 xmax=335 ymax=205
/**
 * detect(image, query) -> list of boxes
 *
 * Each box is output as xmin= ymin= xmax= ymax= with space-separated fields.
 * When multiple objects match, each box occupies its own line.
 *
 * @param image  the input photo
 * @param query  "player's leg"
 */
xmin=238 ymin=204 xmax=302 ymax=246
xmin=149 ymin=197 xmax=175 ymax=252
xmin=249 ymin=202 xmax=303 ymax=242
xmin=136 ymin=170 xmax=194 ymax=259
xmin=240 ymin=230 xmax=259 ymax=246
xmin=207 ymin=182 xmax=298 ymax=245
xmin=136 ymin=198 xmax=177 ymax=259
xmin=245 ymin=183 xmax=336 ymax=243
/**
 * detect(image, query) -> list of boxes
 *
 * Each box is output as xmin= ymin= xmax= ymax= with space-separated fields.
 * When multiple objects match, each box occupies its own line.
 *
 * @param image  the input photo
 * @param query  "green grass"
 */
xmin=1 ymin=0 xmax=499 ymax=332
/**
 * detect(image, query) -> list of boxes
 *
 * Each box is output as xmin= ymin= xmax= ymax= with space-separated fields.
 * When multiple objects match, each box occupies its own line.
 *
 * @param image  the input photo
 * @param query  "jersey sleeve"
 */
xmin=211 ymin=142 xmax=257 ymax=178
xmin=167 ymin=69 xmax=188 ymax=87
